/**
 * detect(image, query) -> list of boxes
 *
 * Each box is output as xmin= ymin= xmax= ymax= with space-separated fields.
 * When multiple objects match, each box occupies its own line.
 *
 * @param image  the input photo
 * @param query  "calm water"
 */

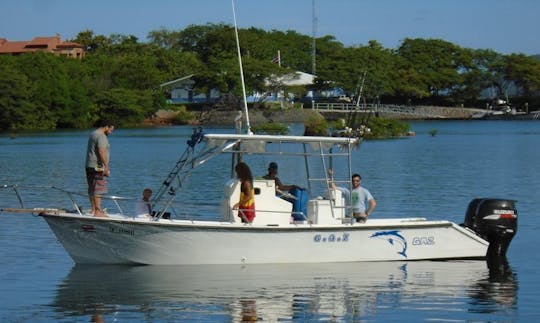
xmin=1 ymin=120 xmax=539 ymax=322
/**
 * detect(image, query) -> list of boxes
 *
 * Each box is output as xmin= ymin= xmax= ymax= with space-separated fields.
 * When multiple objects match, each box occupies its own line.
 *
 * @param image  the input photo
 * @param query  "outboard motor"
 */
xmin=463 ymin=198 xmax=517 ymax=259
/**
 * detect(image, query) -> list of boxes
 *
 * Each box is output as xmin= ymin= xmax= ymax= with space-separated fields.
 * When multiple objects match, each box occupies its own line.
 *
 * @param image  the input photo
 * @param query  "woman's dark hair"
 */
xmin=235 ymin=162 xmax=253 ymax=184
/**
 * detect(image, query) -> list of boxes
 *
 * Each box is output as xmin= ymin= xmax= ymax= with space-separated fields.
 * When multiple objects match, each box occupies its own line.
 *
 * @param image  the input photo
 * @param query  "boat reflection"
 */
xmin=468 ymin=257 xmax=518 ymax=312
xmin=52 ymin=260 xmax=517 ymax=321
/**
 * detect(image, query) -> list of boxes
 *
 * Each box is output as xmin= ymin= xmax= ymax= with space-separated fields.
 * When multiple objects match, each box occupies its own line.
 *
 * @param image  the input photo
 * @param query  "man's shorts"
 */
xmin=353 ymin=212 xmax=368 ymax=223
xmin=86 ymin=168 xmax=108 ymax=195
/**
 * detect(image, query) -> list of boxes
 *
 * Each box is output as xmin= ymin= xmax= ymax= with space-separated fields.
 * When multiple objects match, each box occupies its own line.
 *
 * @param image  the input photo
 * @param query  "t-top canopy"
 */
xmin=204 ymin=133 xmax=360 ymax=145
xmin=203 ymin=133 xmax=360 ymax=154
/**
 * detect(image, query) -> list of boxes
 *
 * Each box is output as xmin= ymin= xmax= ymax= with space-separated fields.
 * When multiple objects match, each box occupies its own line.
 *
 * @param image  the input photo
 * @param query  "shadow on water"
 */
xmin=50 ymin=260 xmax=518 ymax=321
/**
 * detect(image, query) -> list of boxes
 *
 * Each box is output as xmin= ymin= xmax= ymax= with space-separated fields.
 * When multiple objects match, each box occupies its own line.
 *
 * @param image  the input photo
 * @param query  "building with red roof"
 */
xmin=0 ymin=35 xmax=85 ymax=59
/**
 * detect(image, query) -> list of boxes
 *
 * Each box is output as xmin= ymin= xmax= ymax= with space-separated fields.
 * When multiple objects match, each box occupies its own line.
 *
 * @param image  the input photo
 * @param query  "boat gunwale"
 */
xmin=40 ymin=212 xmax=467 ymax=232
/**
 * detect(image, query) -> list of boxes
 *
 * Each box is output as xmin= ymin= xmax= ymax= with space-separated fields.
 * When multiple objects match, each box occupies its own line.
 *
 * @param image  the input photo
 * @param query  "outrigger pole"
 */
xmin=231 ymin=0 xmax=252 ymax=135
xmin=150 ymin=127 xmax=206 ymax=219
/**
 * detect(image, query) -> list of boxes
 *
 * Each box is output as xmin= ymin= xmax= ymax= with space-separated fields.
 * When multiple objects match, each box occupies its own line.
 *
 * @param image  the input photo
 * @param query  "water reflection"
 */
xmin=52 ymin=260 xmax=517 ymax=321
xmin=468 ymin=257 xmax=518 ymax=312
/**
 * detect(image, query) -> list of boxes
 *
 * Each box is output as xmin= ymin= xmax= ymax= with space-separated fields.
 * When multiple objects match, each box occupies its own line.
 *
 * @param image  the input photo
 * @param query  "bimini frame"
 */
xmin=149 ymin=128 xmax=362 ymax=220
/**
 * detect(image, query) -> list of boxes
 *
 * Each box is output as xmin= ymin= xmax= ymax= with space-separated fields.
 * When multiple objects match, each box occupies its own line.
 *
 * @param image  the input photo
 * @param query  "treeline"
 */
xmin=1 ymin=24 xmax=540 ymax=130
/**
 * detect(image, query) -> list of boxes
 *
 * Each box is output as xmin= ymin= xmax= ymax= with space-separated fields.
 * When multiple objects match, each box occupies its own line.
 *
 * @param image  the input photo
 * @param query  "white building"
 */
xmin=160 ymin=72 xmax=315 ymax=104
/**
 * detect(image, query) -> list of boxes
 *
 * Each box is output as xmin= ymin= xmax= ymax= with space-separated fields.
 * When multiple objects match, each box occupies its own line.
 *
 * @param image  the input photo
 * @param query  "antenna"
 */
xmin=311 ymin=0 xmax=317 ymax=76
xmin=231 ymin=0 xmax=252 ymax=134
xmin=355 ymin=71 xmax=367 ymax=107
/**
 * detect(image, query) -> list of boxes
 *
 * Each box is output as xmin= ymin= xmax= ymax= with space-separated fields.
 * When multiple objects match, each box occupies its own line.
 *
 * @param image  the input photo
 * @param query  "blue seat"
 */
xmin=291 ymin=188 xmax=308 ymax=221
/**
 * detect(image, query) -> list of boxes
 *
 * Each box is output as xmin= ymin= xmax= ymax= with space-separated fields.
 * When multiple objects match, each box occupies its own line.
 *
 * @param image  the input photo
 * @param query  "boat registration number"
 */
xmin=313 ymin=233 xmax=350 ymax=243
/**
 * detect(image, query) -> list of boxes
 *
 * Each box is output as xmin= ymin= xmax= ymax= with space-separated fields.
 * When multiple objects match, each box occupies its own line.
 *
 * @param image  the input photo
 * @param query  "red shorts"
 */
xmin=86 ymin=168 xmax=108 ymax=195
xmin=238 ymin=204 xmax=255 ymax=223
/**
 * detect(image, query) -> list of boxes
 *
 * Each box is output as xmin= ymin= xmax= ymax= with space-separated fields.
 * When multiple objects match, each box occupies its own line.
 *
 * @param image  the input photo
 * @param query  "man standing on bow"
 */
xmin=85 ymin=119 xmax=115 ymax=217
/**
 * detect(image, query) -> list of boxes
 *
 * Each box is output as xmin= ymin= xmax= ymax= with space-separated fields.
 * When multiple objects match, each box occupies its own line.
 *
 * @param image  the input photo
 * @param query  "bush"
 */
xmin=252 ymin=122 xmax=289 ymax=135
xmin=171 ymin=106 xmax=197 ymax=125
xmin=304 ymin=113 xmax=328 ymax=136
xmin=365 ymin=117 xmax=410 ymax=138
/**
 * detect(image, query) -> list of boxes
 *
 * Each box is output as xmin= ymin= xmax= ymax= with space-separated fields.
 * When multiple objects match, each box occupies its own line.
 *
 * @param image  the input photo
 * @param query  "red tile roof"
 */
xmin=57 ymin=41 xmax=84 ymax=48
xmin=0 ymin=41 xmax=29 ymax=53
xmin=26 ymin=36 xmax=60 ymax=48
xmin=0 ymin=35 xmax=84 ymax=54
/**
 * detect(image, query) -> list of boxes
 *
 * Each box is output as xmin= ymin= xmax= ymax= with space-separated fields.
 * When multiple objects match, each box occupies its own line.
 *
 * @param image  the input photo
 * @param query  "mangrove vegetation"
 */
xmin=1 ymin=24 xmax=540 ymax=131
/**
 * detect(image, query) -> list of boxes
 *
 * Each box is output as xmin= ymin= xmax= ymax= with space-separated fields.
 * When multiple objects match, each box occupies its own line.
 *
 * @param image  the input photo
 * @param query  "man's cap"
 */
xmin=268 ymin=162 xmax=278 ymax=169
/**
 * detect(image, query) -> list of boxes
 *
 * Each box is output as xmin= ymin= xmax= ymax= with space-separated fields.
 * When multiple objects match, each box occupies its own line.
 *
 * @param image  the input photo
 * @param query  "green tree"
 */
xmin=396 ymin=38 xmax=464 ymax=98
xmin=504 ymin=54 xmax=540 ymax=97
xmin=453 ymin=48 xmax=484 ymax=102
xmin=0 ymin=57 xmax=46 ymax=130
xmin=109 ymin=53 xmax=162 ymax=90
xmin=71 ymin=30 xmax=112 ymax=52
xmin=176 ymin=24 xmax=237 ymax=62
xmin=60 ymin=58 xmax=95 ymax=128
xmin=469 ymin=49 xmax=507 ymax=100
xmin=94 ymin=88 xmax=149 ymax=127
xmin=322 ymin=40 xmax=397 ymax=102
xmin=147 ymin=28 xmax=182 ymax=49
xmin=3 ymin=24 xmax=540 ymax=131
xmin=16 ymin=52 xmax=73 ymax=126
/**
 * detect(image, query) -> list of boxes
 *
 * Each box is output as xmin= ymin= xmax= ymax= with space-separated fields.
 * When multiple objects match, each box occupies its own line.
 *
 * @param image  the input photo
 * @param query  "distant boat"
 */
xmin=471 ymin=98 xmax=538 ymax=120
xmin=471 ymin=109 xmax=539 ymax=120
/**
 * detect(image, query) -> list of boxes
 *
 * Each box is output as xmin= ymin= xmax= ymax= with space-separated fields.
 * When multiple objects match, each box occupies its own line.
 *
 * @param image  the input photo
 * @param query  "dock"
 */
xmin=313 ymin=103 xmax=482 ymax=119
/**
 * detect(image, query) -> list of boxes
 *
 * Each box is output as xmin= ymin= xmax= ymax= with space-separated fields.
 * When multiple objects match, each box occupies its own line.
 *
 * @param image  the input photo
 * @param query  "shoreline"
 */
xmin=149 ymin=106 xmax=486 ymax=126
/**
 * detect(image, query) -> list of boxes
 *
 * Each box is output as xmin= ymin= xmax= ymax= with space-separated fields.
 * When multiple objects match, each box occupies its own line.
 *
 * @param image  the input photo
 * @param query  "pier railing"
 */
xmin=313 ymin=103 xmax=444 ymax=118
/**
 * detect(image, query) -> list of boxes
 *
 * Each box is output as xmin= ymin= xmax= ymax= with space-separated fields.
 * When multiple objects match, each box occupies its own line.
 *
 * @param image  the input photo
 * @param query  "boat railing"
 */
xmin=0 ymin=184 xmax=134 ymax=216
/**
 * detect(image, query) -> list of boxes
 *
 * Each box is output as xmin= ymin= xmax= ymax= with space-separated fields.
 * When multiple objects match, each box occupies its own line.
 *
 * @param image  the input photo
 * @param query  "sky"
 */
xmin=1 ymin=0 xmax=539 ymax=55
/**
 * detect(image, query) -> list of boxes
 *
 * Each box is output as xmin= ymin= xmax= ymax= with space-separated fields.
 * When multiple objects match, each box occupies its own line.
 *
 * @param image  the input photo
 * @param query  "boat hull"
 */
xmin=42 ymin=213 xmax=488 ymax=265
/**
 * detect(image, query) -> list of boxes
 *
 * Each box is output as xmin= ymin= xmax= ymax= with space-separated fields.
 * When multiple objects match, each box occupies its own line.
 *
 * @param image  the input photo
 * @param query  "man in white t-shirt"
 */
xmin=330 ymin=171 xmax=376 ymax=223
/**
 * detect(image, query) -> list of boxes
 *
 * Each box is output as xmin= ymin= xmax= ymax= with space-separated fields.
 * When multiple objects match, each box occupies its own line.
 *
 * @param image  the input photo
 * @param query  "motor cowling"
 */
xmin=463 ymin=198 xmax=518 ymax=259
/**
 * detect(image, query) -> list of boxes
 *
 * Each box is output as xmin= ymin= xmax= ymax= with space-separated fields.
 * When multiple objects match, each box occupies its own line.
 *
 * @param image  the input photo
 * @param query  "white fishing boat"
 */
xmin=0 ymin=1 xmax=517 ymax=266
xmin=1 ymin=128 xmax=518 ymax=265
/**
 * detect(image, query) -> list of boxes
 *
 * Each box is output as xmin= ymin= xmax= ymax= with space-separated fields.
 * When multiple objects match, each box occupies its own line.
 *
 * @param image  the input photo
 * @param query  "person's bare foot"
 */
xmin=94 ymin=209 xmax=107 ymax=217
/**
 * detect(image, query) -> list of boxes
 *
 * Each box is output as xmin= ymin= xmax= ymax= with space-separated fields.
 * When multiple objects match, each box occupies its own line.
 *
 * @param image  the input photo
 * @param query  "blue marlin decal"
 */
xmin=370 ymin=230 xmax=408 ymax=258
